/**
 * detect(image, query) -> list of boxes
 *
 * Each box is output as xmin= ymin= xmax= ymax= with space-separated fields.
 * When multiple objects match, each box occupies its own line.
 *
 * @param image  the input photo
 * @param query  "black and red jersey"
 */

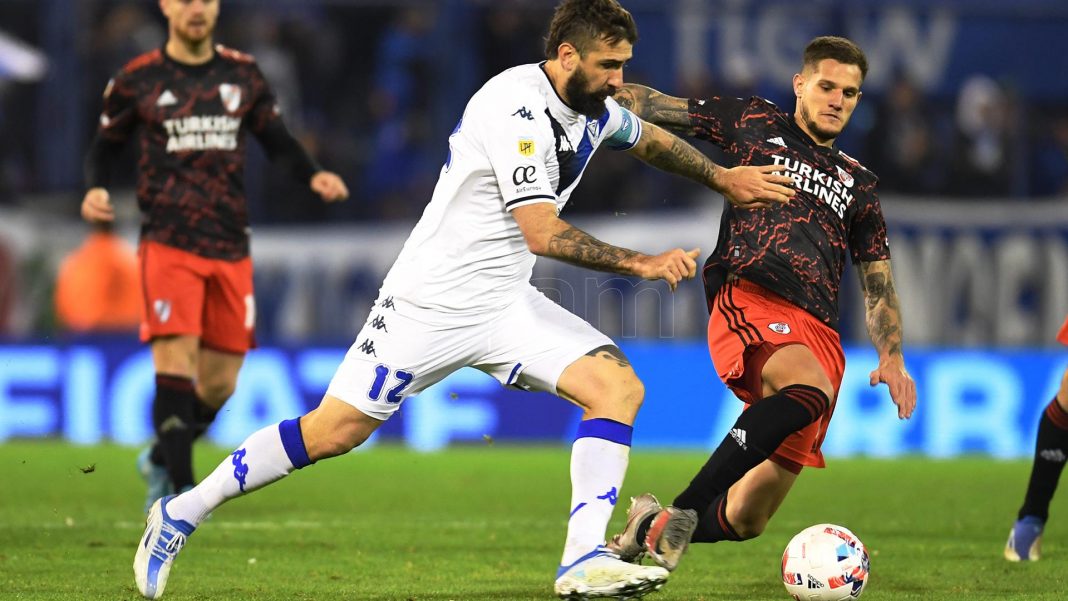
xmin=691 ymin=96 xmax=890 ymax=328
xmin=95 ymin=46 xmax=283 ymax=260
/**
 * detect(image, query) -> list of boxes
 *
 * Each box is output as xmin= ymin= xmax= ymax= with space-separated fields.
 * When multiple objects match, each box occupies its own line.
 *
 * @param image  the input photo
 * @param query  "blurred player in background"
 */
xmin=1005 ymin=315 xmax=1068 ymax=561
xmin=82 ymin=0 xmax=347 ymax=513
xmin=129 ymin=1 xmax=795 ymax=599
xmin=605 ymin=36 xmax=917 ymax=571
xmin=54 ymin=221 xmax=141 ymax=334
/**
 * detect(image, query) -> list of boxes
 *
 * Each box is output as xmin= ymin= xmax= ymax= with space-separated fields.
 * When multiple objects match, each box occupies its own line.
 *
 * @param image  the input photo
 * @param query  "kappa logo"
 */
xmin=596 ymin=486 xmax=619 ymax=506
xmin=836 ymin=165 xmax=855 ymax=188
xmin=358 ymin=338 xmax=377 ymax=357
xmin=153 ymin=299 xmax=172 ymax=323
xmin=231 ymin=448 xmax=249 ymax=492
xmin=767 ymin=136 xmax=786 ymax=147
xmin=768 ymin=322 xmax=792 ymax=335
xmin=730 ymin=428 xmax=747 ymax=450
xmin=156 ymin=89 xmax=177 ymax=107
xmin=512 ymin=106 xmax=533 ymax=121
xmin=369 ymin=315 xmax=388 ymax=332
xmin=379 ymin=296 xmax=396 ymax=310
xmin=219 ymin=83 xmax=242 ymax=113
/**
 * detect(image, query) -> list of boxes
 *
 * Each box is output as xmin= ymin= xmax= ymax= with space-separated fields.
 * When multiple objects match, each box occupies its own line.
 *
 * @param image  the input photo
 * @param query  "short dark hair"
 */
xmin=544 ymin=0 xmax=638 ymax=59
xmin=802 ymin=36 xmax=868 ymax=80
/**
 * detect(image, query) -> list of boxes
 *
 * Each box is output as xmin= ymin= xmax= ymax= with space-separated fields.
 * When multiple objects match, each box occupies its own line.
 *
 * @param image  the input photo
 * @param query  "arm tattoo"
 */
xmin=640 ymin=127 xmax=721 ymax=189
xmin=860 ymin=261 xmax=903 ymax=357
xmin=546 ymin=225 xmax=640 ymax=275
xmin=585 ymin=345 xmax=632 ymax=368
xmin=617 ymin=84 xmax=693 ymax=133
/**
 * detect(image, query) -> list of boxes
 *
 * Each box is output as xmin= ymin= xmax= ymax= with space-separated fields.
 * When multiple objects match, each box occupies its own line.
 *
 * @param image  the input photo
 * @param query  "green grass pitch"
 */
xmin=1 ymin=441 xmax=1066 ymax=600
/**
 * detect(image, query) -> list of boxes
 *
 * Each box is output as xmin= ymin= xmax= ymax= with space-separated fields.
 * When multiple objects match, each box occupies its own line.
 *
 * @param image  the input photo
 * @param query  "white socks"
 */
xmin=560 ymin=419 xmax=633 ymax=567
xmin=166 ymin=418 xmax=312 ymax=525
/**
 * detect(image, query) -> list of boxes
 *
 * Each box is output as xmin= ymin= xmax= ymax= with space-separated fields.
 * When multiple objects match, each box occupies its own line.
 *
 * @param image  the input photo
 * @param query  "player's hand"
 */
xmin=310 ymin=171 xmax=349 ymax=202
xmin=715 ymin=165 xmax=795 ymax=209
xmin=870 ymin=355 xmax=916 ymax=420
xmin=81 ymin=187 xmax=114 ymax=224
xmin=633 ymin=248 xmax=700 ymax=291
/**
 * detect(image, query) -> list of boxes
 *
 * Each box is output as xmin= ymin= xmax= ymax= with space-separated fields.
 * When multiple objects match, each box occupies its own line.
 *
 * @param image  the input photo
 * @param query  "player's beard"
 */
xmin=175 ymin=19 xmax=214 ymax=47
xmin=565 ymin=66 xmax=612 ymax=119
xmin=799 ymin=102 xmax=843 ymax=143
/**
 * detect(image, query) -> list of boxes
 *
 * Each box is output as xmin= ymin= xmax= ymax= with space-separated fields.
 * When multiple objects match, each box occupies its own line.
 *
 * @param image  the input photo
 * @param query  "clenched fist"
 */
xmin=633 ymin=247 xmax=701 ymax=291
xmin=81 ymin=187 xmax=115 ymax=224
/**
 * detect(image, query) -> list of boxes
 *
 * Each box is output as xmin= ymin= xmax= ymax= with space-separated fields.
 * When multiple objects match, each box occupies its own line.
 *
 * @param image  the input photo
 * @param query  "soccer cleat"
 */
xmin=554 ymin=547 xmax=669 ymax=600
xmin=137 ymin=446 xmax=174 ymax=514
xmin=1005 ymin=516 xmax=1044 ymax=561
xmin=133 ymin=495 xmax=196 ymax=599
xmin=642 ymin=505 xmax=698 ymax=571
xmin=607 ymin=493 xmax=664 ymax=563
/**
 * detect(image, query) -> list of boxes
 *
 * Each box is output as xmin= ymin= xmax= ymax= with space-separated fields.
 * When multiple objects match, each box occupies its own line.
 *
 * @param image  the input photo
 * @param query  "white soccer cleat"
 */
xmin=554 ymin=547 xmax=669 ymax=600
xmin=133 ymin=495 xmax=196 ymax=599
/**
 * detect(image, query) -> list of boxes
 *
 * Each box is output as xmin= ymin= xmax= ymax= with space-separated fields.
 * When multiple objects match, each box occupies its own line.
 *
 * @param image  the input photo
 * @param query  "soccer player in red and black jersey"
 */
xmin=605 ymin=36 xmax=917 ymax=570
xmin=1005 ymin=315 xmax=1068 ymax=561
xmin=81 ymin=0 xmax=348 ymax=511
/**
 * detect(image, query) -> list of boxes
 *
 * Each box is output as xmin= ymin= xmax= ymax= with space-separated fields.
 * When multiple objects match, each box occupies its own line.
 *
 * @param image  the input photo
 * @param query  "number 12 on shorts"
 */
xmin=368 ymin=365 xmax=414 ymax=404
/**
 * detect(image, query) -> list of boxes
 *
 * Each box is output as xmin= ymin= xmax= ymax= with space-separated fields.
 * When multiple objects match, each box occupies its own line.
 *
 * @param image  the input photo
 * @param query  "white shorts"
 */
xmin=326 ymin=286 xmax=614 ymax=421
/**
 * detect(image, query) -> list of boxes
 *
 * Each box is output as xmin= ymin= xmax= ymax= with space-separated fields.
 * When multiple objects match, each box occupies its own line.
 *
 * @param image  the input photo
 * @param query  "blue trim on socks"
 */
xmin=278 ymin=418 xmax=313 ymax=469
xmin=556 ymin=545 xmax=611 ymax=579
xmin=575 ymin=418 xmax=632 ymax=447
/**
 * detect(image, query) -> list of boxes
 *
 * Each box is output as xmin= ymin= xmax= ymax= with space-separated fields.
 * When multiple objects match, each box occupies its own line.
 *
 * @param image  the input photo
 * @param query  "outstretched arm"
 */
xmin=614 ymin=84 xmax=693 ymax=136
xmin=627 ymin=120 xmax=794 ymax=209
xmin=858 ymin=259 xmax=916 ymax=419
xmin=511 ymin=203 xmax=699 ymax=291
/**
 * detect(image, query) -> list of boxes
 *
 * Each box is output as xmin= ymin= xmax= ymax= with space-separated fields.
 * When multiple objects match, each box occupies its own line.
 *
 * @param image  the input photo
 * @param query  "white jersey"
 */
xmin=380 ymin=62 xmax=642 ymax=321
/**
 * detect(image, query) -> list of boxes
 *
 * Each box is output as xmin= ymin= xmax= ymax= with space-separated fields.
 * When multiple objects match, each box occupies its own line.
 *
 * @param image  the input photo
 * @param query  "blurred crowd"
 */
xmin=0 ymin=1 xmax=1067 ymax=224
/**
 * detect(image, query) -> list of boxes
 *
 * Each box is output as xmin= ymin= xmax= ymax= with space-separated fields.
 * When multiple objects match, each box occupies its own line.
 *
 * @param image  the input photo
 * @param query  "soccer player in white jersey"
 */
xmin=132 ymin=1 xmax=796 ymax=599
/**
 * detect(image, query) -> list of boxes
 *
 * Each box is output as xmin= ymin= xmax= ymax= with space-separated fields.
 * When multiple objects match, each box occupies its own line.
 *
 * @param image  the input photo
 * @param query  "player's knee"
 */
xmin=196 ymin=379 xmax=235 ymax=406
xmin=309 ymin=424 xmax=369 ymax=460
xmin=786 ymin=369 xmax=834 ymax=404
xmin=729 ymin=513 xmax=769 ymax=540
xmin=607 ymin=371 xmax=645 ymax=416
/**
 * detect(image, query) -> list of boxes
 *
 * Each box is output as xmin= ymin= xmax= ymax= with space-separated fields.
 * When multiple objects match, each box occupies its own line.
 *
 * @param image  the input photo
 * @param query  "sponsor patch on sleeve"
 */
xmin=518 ymin=138 xmax=535 ymax=157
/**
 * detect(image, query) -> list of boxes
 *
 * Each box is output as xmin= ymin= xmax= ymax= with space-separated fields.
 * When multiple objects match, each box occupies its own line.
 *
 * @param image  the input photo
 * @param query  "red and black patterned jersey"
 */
xmin=691 ymin=96 xmax=890 ymax=328
xmin=95 ymin=46 xmax=282 ymax=260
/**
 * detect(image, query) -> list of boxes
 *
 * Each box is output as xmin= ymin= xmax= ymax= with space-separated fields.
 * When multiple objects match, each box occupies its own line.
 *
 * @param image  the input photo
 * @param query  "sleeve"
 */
xmin=688 ymin=96 xmax=750 ymax=148
xmin=848 ymin=184 xmax=892 ymax=264
xmin=96 ymin=72 xmax=138 ymax=142
xmin=247 ymin=63 xmax=323 ymax=183
xmin=479 ymin=95 xmax=558 ymax=212
xmin=600 ymin=99 xmax=642 ymax=151
xmin=85 ymin=72 xmax=137 ymax=188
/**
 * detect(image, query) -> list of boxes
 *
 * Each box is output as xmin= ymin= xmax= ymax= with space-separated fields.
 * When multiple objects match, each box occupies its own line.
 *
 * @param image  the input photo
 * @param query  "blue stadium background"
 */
xmin=0 ymin=0 xmax=1066 ymax=457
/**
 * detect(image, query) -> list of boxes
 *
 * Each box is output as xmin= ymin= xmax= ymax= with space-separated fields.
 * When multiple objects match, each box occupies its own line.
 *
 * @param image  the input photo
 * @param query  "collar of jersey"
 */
xmin=161 ymin=45 xmax=220 ymax=73
xmin=786 ymin=112 xmax=839 ymax=155
xmin=538 ymin=61 xmax=584 ymax=122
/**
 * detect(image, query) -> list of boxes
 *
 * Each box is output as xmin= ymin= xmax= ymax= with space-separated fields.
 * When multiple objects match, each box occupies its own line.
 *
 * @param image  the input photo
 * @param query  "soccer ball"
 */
xmin=781 ymin=523 xmax=869 ymax=601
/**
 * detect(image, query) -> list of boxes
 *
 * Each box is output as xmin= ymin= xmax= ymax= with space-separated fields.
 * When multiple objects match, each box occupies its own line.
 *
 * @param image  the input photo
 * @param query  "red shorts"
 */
xmin=1058 ymin=315 xmax=1068 ymax=346
xmin=708 ymin=279 xmax=845 ymax=473
xmin=138 ymin=241 xmax=256 ymax=354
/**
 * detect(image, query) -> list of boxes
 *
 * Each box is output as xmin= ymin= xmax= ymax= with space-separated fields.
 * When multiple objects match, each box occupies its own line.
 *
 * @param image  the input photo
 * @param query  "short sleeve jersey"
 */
xmin=691 ymin=96 xmax=890 ymax=327
xmin=380 ymin=62 xmax=642 ymax=319
xmin=96 ymin=46 xmax=283 ymax=260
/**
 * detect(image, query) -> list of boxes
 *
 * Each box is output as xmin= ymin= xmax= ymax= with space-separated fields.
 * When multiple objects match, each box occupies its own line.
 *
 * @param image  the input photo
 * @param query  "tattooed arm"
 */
xmin=627 ymin=120 xmax=794 ymax=208
xmin=614 ymin=84 xmax=694 ymax=136
xmin=511 ymin=203 xmax=698 ymax=290
xmin=858 ymin=259 xmax=917 ymax=419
